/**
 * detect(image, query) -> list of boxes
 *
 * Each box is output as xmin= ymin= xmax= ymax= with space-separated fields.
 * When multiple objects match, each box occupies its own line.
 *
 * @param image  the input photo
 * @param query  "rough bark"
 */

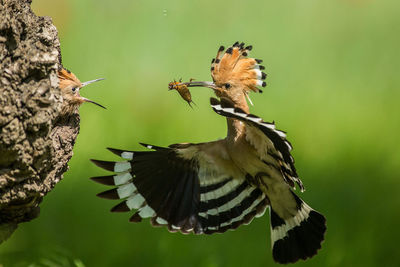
xmin=0 ymin=0 xmax=80 ymax=243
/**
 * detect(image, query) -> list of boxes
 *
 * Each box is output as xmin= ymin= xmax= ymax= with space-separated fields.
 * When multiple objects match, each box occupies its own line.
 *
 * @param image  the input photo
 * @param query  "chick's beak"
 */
xmin=80 ymin=78 xmax=106 ymax=109
xmin=81 ymin=97 xmax=106 ymax=109
xmin=81 ymin=78 xmax=105 ymax=87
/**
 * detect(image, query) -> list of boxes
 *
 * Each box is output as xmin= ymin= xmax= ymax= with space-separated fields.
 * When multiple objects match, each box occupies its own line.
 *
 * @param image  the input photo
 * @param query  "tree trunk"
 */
xmin=0 ymin=0 xmax=80 ymax=243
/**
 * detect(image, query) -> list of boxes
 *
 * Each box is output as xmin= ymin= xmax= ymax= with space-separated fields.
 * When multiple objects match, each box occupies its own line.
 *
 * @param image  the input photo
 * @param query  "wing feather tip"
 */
xmin=96 ymin=188 xmax=119 ymax=199
xmin=111 ymin=201 xmax=130 ymax=212
xmin=107 ymin=147 xmax=123 ymax=156
xmin=129 ymin=212 xmax=143 ymax=223
xmin=90 ymin=159 xmax=115 ymax=172
xmin=90 ymin=175 xmax=114 ymax=185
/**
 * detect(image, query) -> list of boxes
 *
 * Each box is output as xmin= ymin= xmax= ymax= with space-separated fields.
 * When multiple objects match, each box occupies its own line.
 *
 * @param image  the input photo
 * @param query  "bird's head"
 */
xmin=58 ymin=68 xmax=106 ymax=115
xmin=183 ymin=42 xmax=267 ymax=112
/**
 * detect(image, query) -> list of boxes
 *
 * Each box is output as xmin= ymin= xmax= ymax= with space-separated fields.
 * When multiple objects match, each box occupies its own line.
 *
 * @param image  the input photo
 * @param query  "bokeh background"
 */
xmin=1 ymin=0 xmax=400 ymax=266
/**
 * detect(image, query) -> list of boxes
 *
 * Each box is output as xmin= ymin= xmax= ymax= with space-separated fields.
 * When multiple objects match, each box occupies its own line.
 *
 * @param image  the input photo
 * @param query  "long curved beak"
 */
xmin=184 ymin=81 xmax=217 ymax=89
xmin=80 ymin=78 xmax=106 ymax=109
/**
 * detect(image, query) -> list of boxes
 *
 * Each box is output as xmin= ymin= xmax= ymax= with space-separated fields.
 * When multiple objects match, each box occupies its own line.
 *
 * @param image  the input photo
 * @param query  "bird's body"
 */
xmin=91 ymin=42 xmax=326 ymax=264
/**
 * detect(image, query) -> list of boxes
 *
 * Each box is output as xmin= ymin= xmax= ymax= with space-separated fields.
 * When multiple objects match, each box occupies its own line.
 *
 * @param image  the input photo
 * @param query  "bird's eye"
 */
xmin=72 ymin=87 xmax=77 ymax=92
xmin=225 ymin=83 xmax=231 ymax=89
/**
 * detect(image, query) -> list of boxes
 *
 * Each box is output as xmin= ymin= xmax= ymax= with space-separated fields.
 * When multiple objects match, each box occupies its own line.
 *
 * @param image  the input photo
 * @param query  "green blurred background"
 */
xmin=1 ymin=0 xmax=400 ymax=266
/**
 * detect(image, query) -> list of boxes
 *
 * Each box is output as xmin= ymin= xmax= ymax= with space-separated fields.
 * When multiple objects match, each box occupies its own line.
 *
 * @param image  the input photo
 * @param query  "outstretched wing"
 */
xmin=210 ymin=97 xmax=304 ymax=191
xmin=91 ymin=142 xmax=269 ymax=234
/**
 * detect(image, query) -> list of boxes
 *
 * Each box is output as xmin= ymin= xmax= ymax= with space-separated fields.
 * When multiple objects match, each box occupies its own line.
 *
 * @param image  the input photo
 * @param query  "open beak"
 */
xmin=81 ymin=97 xmax=107 ymax=109
xmin=80 ymin=78 xmax=106 ymax=109
xmin=81 ymin=78 xmax=105 ymax=87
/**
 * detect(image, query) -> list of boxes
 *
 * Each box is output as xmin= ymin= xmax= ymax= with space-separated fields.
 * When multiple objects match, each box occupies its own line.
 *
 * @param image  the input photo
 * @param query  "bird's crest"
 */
xmin=57 ymin=68 xmax=82 ymax=88
xmin=210 ymin=42 xmax=267 ymax=94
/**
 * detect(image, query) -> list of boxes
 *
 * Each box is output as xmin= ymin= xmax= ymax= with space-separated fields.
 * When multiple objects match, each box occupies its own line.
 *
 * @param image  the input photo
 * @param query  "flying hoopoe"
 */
xmin=57 ymin=67 xmax=105 ymax=115
xmin=91 ymin=42 xmax=326 ymax=264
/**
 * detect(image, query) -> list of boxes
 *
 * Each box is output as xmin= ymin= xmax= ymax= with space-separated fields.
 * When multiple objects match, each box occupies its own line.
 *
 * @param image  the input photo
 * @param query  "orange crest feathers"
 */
xmin=210 ymin=42 xmax=267 ymax=93
xmin=57 ymin=68 xmax=82 ymax=89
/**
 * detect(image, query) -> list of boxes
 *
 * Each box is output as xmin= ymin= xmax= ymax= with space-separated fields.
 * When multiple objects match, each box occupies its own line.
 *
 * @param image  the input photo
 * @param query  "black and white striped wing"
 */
xmin=91 ymin=143 xmax=269 ymax=234
xmin=210 ymin=97 xmax=304 ymax=191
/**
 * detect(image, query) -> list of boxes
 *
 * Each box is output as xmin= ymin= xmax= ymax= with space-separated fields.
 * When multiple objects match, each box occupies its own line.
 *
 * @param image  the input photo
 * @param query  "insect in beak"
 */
xmin=168 ymin=79 xmax=197 ymax=108
xmin=80 ymin=78 xmax=106 ymax=109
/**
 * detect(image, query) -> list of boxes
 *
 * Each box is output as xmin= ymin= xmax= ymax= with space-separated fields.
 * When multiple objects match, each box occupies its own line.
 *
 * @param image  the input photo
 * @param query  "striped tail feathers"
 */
xmin=210 ymin=97 xmax=303 ymax=192
xmin=270 ymin=192 xmax=326 ymax=264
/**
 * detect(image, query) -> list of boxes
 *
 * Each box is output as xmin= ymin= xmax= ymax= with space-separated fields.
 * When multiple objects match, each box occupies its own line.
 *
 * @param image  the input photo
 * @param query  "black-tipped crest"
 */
xmin=208 ymin=42 xmax=268 ymax=95
xmin=261 ymin=72 xmax=267 ymax=80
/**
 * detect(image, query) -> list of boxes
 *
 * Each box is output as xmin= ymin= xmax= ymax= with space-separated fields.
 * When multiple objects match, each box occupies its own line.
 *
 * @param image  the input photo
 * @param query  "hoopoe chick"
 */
xmin=168 ymin=78 xmax=196 ymax=108
xmin=91 ymin=42 xmax=326 ymax=264
xmin=58 ymin=68 xmax=105 ymax=115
